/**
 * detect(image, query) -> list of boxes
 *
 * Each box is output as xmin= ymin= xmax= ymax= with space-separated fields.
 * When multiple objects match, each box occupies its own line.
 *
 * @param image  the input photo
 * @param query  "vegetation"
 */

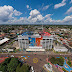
xmin=49 ymin=57 xmax=64 ymax=66
xmin=0 ymin=57 xmax=29 ymax=72
xmin=62 ymin=68 xmax=68 ymax=72
xmin=16 ymin=63 xmax=29 ymax=72
xmin=67 ymin=57 xmax=72 ymax=67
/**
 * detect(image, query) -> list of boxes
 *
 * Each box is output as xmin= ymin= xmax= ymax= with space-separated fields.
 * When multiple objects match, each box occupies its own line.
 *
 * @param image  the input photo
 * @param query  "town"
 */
xmin=0 ymin=25 xmax=72 ymax=72
xmin=0 ymin=0 xmax=72 ymax=72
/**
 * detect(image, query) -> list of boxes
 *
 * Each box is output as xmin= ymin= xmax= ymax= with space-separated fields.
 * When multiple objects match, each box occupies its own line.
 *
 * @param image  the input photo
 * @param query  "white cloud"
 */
xmin=28 ymin=9 xmax=43 ymax=23
xmin=26 ymin=5 xmax=29 ymax=8
xmin=0 ymin=5 xmax=13 ymax=22
xmin=0 ymin=7 xmax=72 ymax=25
xmin=26 ymin=5 xmax=32 ymax=10
xmin=70 ymin=0 xmax=72 ymax=3
xmin=42 ymin=5 xmax=49 ymax=10
xmin=0 ymin=5 xmax=22 ymax=22
xmin=29 ymin=9 xmax=40 ymax=16
xmin=65 ymin=7 xmax=72 ymax=14
xmin=62 ymin=15 xmax=72 ymax=23
xmin=14 ymin=10 xmax=22 ymax=16
xmin=54 ymin=0 xmax=66 ymax=9
xmin=5 ymin=14 xmax=72 ymax=25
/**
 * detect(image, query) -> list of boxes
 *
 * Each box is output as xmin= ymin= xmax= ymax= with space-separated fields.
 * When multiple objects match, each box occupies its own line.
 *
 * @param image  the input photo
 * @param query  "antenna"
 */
xmin=42 ymin=20 xmax=43 ymax=32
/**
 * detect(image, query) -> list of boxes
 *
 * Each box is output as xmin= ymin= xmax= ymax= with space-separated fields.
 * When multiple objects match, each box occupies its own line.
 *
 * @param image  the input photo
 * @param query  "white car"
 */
xmin=11 ymin=55 xmax=14 ymax=57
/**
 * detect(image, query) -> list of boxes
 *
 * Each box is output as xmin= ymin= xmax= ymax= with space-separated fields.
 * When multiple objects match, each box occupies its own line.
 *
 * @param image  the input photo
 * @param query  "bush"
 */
xmin=50 ymin=56 xmax=64 ymax=66
xmin=67 ymin=61 xmax=72 ymax=67
xmin=67 ymin=57 xmax=72 ymax=67
xmin=50 ymin=57 xmax=56 ymax=64
xmin=56 ymin=57 xmax=64 ymax=66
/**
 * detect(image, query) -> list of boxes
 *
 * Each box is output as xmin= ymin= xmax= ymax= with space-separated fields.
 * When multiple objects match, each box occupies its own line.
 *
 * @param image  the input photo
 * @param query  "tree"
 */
xmin=56 ymin=57 xmax=64 ymax=66
xmin=50 ymin=57 xmax=56 ymax=64
xmin=0 ymin=58 xmax=11 ymax=72
xmin=7 ymin=58 xmax=19 ymax=72
xmin=3 ymin=58 xmax=11 ymax=65
xmin=49 ymin=56 xmax=64 ymax=66
xmin=0 ymin=63 xmax=7 ymax=72
xmin=16 ymin=64 xmax=29 ymax=72
xmin=16 ymin=63 xmax=21 ymax=72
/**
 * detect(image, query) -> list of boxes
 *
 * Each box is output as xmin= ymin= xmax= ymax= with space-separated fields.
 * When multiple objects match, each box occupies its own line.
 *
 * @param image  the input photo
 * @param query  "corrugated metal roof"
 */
xmin=0 ymin=38 xmax=9 ymax=45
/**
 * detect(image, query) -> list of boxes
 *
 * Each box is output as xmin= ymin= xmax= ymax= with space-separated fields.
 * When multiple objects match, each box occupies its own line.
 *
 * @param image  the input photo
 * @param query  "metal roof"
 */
xmin=0 ymin=38 xmax=9 ymax=45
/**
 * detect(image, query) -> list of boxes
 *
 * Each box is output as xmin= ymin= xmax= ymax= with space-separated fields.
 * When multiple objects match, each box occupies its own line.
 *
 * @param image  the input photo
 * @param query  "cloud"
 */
xmin=0 ymin=7 xmax=72 ymax=25
xmin=65 ymin=7 xmax=72 ymax=14
xmin=70 ymin=0 xmax=72 ymax=3
xmin=6 ymin=14 xmax=72 ymax=25
xmin=28 ymin=9 xmax=43 ymax=23
xmin=38 ymin=4 xmax=50 ymax=11
xmin=29 ymin=9 xmax=40 ymax=16
xmin=26 ymin=5 xmax=29 ymax=8
xmin=26 ymin=5 xmax=32 ymax=10
xmin=62 ymin=15 xmax=72 ymax=23
xmin=14 ymin=10 xmax=22 ymax=16
xmin=42 ymin=5 xmax=49 ymax=10
xmin=54 ymin=0 xmax=66 ymax=9
xmin=0 ymin=5 xmax=13 ymax=22
xmin=0 ymin=5 xmax=22 ymax=22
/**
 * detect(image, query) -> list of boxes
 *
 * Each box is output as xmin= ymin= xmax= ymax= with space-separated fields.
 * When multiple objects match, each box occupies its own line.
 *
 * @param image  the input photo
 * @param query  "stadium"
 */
xmin=18 ymin=30 xmax=53 ymax=51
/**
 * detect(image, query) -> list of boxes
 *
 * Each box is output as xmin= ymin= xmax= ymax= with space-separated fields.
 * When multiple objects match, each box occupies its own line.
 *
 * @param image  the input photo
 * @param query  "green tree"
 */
xmin=16 ymin=63 xmax=21 ymax=72
xmin=7 ymin=58 xmax=19 ymax=72
xmin=0 ymin=64 xmax=7 ymax=72
xmin=3 ymin=58 xmax=11 ymax=65
xmin=0 ymin=58 xmax=11 ymax=72
xmin=16 ymin=64 xmax=29 ymax=72
xmin=50 ymin=57 xmax=56 ymax=64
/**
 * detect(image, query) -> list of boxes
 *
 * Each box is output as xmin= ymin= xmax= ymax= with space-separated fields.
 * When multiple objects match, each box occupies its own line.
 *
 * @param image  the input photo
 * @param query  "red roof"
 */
xmin=44 ymin=32 xmax=51 ymax=37
xmin=60 ymin=38 xmax=64 ymax=41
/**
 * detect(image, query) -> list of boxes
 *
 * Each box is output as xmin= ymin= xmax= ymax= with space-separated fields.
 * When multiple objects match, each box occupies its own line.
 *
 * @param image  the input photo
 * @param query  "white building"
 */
xmin=18 ymin=31 xmax=53 ymax=51
xmin=54 ymin=45 xmax=68 ymax=52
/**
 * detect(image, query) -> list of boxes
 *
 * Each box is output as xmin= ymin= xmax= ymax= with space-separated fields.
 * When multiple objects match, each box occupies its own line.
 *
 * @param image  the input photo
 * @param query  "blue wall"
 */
xmin=29 ymin=37 xmax=35 ymax=46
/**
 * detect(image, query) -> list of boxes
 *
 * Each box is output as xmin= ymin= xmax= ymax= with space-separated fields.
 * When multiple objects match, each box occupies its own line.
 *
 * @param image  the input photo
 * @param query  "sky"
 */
xmin=0 ymin=0 xmax=72 ymax=25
